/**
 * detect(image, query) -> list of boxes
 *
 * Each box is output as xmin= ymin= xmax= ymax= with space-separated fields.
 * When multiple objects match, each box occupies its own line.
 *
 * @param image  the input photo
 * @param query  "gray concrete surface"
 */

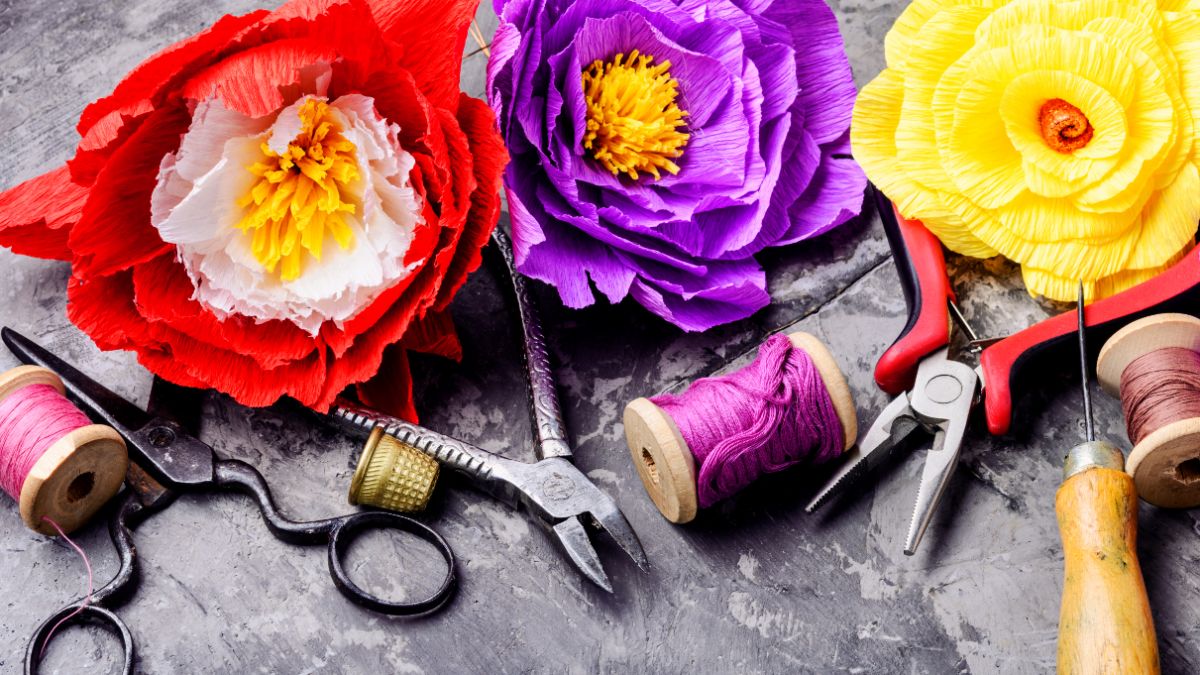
xmin=1 ymin=0 xmax=1199 ymax=673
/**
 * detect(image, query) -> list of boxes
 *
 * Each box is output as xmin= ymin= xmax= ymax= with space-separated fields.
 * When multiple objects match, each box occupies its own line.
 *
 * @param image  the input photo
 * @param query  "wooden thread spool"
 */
xmin=1097 ymin=313 xmax=1200 ymax=508
xmin=0 ymin=366 xmax=128 ymax=535
xmin=623 ymin=332 xmax=858 ymax=523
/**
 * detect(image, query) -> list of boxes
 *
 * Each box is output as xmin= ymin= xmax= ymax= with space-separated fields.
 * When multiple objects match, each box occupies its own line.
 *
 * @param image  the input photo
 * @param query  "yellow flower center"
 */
xmin=582 ymin=50 xmax=689 ymax=181
xmin=237 ymin=98 xmax=359 ymax=281
xmin=1038 ymin=98 xmax=1094 ymax=154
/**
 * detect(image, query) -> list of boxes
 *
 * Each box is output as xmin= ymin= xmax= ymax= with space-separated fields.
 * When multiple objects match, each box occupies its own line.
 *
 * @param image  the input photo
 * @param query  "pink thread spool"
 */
xmin=0 ymin=366 xmax=127 ymax=535
xmin=623 ymin=332 xmax=858 ymax=523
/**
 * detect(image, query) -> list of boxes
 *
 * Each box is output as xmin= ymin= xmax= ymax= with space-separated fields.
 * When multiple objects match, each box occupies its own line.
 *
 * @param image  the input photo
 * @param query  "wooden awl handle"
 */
xmin=1056 ymin=442 xmax=1158 ymax=674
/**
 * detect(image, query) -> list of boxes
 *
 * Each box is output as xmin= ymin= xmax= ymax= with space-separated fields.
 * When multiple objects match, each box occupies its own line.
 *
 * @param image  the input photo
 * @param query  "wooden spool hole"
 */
xmin=0 ymin=365 xmax=128 ymax=535
xmin=1097 ymin=314 xmax=1200 ymax=508
xmin=623 ymin=332 xmax=858 ymax=524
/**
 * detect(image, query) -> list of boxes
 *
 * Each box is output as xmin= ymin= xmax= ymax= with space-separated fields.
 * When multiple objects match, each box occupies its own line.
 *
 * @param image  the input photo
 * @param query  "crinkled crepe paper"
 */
xmin=852 ymin=0 xmax=1200 ymax=301
xmin=0 ymin=0 xmax=508 ymax=420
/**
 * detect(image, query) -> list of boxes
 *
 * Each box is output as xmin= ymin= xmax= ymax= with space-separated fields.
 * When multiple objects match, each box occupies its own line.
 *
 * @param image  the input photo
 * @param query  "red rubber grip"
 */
xmin=874 ymin=204 xmax=955 ymax=395
xmin=982 ymin=247 xmax=1200 ymax=435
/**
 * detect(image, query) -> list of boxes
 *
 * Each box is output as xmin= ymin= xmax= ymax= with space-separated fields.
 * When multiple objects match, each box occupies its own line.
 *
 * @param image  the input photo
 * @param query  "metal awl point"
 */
xmin=1078 ymin=281 xmax=1095 ymax=443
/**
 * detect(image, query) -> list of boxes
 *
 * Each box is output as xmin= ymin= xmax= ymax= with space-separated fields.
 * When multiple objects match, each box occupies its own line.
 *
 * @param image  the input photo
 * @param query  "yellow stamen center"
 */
xmin=582 ymin=50 xmax=689 ymax=181
xmin=237 ymin=98 xmax=359 ymax=281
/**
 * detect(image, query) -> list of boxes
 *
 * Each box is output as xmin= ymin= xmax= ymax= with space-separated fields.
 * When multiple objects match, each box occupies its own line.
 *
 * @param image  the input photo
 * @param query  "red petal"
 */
xmin=76 ymin=12 xmax=268 ymax=153
xmin=359 ymin=0 xmax=480 ymax=109
xmin=181 ymin=38 xmax=339 ymax=117
xmin=403 ymin=309 xmax=462 ymax=360
xmin=0 ymin=165 xmax=89 ymax=260
xmin=67 ymin=272 xmax=156 ymax=351
xmin=435 ymin=95 xmax=507 ymax=309
xmin=68 ymin=253 xmax=327 ymax=409
xmin=132 ymin=254 xmax=316 ymax=368
xmin=141 ymin=330 xmax=326 ymax=408
xmin=69 ymin=105 xmax=191 ymax=278
xmin=69 ymin=110 xmax=151 ymax=186
xmin=355 ymin=345 xmax=417 ymax=421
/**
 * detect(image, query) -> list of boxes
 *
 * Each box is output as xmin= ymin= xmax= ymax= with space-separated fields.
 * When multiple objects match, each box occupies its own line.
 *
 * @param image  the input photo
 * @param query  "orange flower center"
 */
xmin=1038 ymin=98 xmax=1094 ymax=153
xmin=236 ymin=98 xmax=359 ymax=281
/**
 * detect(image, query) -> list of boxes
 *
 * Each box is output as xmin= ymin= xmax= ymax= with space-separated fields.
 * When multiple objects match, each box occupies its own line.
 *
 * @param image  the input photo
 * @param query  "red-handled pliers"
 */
xmin=806 ymin=189 xmax=980 ymax=555
xmin=808 ymin=187 xmax=1200 ymax=554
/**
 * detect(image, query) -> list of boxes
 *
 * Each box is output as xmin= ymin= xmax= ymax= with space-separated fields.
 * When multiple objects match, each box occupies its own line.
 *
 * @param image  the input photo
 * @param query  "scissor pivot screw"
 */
xmin=541 ymin=472 xmax=575 ymax=501
xmin=148 ymin=426 xmax=176 ymax=447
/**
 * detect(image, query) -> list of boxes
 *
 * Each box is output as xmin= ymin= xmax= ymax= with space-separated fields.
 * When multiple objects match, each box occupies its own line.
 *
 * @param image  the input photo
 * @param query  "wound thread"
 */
xmin=0 ymin=384 xmax=93 ymax=500
xmin=1120 ymin=347 xmax=1200 ymax=445
xmin=650 ymin=334 xmax=845 ymax=508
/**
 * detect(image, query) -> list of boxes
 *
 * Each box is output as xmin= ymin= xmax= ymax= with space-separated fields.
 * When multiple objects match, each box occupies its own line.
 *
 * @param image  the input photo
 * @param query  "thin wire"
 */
xmin=1078 ymin=281 xmax=1095 ymax=442
xmin=469 ymin=20 xmax=491 ymax=57
xmin=948 ymin=300 xmax=980 ymax=343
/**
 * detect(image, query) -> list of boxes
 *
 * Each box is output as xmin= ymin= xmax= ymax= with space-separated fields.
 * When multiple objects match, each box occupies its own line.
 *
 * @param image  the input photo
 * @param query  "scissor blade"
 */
xmin=1 ymin=327 xmax=152 ymax=435
xmin=148 ymin=376 xmax=206 ymax=436
xmin=806 ymin=395 xmax=918 ymax=512
xmin=589 ymin=501 xmax=650 ymax=571
xmin=551 ymin=516 xmax=612 ymax=592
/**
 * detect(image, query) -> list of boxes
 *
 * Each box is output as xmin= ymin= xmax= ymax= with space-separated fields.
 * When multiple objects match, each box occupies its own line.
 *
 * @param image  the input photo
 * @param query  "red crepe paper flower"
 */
xmin=0 ymin=0 xmax=507 ymax=421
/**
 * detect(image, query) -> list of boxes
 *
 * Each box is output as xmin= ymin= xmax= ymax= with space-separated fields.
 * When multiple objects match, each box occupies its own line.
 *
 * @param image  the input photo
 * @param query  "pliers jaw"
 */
xmin=506 ymin=456 xmax=650 ymax=592
xmin=902 ymin=348 xmax=979 ymax=554
xmin=807 ymin=347 xmax=979 ymax=555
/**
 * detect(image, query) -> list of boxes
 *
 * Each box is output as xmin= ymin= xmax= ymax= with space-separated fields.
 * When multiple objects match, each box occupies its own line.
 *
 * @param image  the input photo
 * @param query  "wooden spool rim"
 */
xmin=1097 ymin=314 xmax=1200 ymax=508
xmin=1096 ymin=313 xmax=1200 ymax=395
xmin=0 ymin=365 xmax=65 ymax=404
xmin=623 ymin=332 xmax=858 ymax=524
xmin=0 ymin=366 xmax=128 ymax=535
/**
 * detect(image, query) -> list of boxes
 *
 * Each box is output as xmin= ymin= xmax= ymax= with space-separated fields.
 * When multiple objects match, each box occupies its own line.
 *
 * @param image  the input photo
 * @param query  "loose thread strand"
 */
xmin=38 ymin=516 xmax=95 ymax=661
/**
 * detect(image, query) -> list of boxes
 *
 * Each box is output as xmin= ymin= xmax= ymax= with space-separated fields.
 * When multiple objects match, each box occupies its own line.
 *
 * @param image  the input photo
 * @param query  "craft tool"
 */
xmin=0 ymin=366 xmax=127 ymax=535
xmin=1097 ymin=313 xmax=1200 ymax=508
xmin=809 ymin=187 xmax=1200 ymax=553
xmin=334 ymin=228 xmax=648 ymax=592
xmin=348 ymin=426 xmax=440 ymax=513
xmin=3 ymin=330 xmax=455 ymax=675
xmin=623 ymin=332 xmax=857 ymax=523
xmin=1056 ymin=283 xmax=1158 ymax=674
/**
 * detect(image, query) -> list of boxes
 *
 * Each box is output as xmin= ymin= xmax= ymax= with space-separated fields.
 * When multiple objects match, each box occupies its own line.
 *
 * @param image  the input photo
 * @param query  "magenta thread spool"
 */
xmin=0 ymin=366 xmax=128 ymax=535
xmin=623 ymin=332 xmax=858 ymax=523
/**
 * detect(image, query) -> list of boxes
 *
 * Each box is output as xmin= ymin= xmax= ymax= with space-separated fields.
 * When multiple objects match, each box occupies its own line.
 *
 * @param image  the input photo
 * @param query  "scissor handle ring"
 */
xmin=328 ymin=510 xmax=456 ymax=616
xmin=26 ymin=604 xmax=134 ymax=675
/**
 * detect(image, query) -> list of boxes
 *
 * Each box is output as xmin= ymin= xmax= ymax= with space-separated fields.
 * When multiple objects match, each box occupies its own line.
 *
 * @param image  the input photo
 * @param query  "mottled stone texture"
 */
xmin=1 ymin=1 xmax=1198 ymax=673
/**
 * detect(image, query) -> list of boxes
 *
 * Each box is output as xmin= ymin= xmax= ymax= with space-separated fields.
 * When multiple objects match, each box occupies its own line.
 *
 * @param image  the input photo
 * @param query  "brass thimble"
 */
xmin=348 ymin=427 xmax=440 ymax=512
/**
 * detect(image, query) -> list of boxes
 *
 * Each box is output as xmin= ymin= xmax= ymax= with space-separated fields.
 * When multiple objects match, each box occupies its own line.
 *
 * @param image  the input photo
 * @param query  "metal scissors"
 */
xmin=332 ymin=227 xmax=649 ymax=591
xmin=3 ymin=329 xmax=456 ymax=675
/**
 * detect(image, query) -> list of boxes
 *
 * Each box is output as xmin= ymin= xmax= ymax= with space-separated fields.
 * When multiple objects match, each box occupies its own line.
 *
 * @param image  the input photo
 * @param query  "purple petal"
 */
xmin=763 ymin=0 xmax=857 ymax=145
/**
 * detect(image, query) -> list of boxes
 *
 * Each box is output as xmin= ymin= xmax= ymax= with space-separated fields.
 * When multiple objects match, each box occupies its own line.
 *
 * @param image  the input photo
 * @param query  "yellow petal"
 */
xmin=896 ymin=5 xmax=998 ymax=194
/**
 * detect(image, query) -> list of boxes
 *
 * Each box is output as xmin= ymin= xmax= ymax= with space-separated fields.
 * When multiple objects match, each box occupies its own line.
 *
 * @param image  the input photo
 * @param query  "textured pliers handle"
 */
xmin=874 ymin=191 xmax=955 ymax=395
xmin=980 ymin=248 xmax=1200 ymax=435
xmin=490 ymin=227 xmax=571 ymax=459
xmin=1057 ymin=462 xmax=1158 ymax=674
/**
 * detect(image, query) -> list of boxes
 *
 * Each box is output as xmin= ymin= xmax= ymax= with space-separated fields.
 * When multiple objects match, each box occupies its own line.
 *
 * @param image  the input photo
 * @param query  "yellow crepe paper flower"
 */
xmin=852 ymin=0 xmax=1200 ymax=301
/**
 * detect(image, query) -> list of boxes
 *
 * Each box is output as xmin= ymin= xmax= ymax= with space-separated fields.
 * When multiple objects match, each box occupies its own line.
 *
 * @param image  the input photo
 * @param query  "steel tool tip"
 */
xmin=1077 ymin=282 xmax=1095 ymax=443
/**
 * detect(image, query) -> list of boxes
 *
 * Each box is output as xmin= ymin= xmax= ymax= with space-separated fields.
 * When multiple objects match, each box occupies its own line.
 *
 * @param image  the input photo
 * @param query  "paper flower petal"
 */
xmin=0 ymin=0 xmax=506 ymax=420
xmin=853 ymin=0 xmax=1200 ymax=302
xmin=489 ymin=0 xmax=865 ymax=331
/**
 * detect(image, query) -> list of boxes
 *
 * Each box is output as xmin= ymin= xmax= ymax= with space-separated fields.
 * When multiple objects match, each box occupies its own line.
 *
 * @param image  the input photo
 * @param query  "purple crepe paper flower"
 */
xmin=487 ymin=0 xmax=866 ymax=331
